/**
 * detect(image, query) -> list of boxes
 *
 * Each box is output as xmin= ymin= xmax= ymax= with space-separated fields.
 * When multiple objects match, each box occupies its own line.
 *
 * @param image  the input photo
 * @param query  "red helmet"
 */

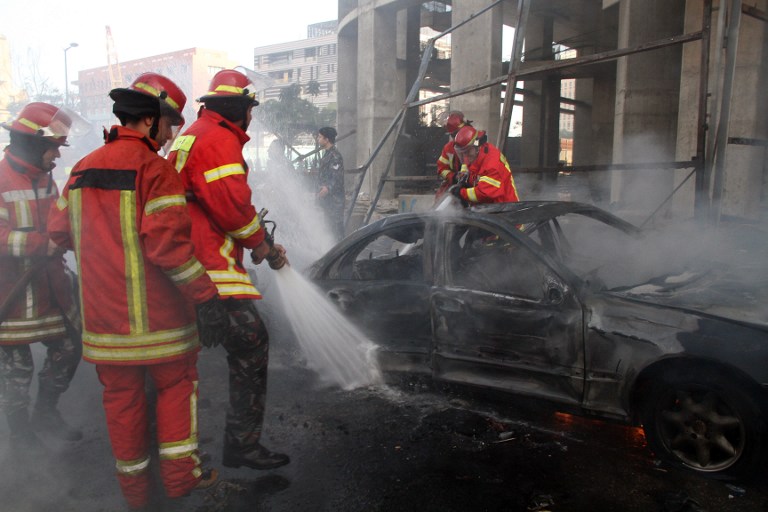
xmin=110 ymin=72 xmax=187 ymax=126
xmin=198 ymin=69 xmax=259 ymax=106
xmin=453 ymin=125 xmax=486 ymax=150
xmin=2 ymin=102 xmax=72 ymax=145
xmin=444 ymin=111 xmax=465 ymax=135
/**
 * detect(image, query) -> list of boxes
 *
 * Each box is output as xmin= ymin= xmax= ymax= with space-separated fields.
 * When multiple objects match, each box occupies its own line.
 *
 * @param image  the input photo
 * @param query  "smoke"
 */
xmin=0 ymin=347 xmax=114 ymax=512
xmin=242 ymin=159 xmax=386 ymax=389
xmin=248 ymin=163 xmax=336 ymax=273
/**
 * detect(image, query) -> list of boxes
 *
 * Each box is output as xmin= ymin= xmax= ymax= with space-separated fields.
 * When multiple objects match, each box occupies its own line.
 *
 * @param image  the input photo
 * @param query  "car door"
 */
xmin=321 ymin=219 xmax=433 ymax=372
xmin=431 ymin=220 xmax=585 ymax=406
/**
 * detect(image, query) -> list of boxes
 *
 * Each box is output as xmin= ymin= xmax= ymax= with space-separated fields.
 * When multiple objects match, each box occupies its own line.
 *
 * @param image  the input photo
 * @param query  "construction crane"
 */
xmin=106 ymin=25 xmax=124 ymax=88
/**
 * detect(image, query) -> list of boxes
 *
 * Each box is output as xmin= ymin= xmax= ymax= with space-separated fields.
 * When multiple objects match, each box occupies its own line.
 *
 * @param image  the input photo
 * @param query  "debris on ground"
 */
xmin=661 ymin=490 xmax=706 ymax=512
xmin=527 ymin=493 xmax=555 ymax=511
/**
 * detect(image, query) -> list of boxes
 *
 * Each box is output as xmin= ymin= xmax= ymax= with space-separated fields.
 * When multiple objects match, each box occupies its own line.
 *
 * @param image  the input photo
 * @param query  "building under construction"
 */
xmin=335 ymin=0 xmax=768 ymax=227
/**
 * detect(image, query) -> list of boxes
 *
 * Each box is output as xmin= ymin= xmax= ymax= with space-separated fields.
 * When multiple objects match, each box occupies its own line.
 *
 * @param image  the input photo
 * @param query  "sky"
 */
xmin=0 ymin=0 xmax=339 ymax=93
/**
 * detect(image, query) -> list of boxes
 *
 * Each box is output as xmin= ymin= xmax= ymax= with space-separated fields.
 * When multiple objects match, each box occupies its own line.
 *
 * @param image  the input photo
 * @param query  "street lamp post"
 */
xmin=63 ymin=42 xmax=79 ymax=107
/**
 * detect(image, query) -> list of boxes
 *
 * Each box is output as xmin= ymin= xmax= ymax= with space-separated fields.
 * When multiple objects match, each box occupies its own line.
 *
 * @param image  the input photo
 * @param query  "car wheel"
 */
xmin=640 ymin=370 xmax=766 ymax=479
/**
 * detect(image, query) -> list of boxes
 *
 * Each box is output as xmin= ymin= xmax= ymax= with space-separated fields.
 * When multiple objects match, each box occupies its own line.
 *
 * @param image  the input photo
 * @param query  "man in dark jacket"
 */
xmin=315 ymin=126 xmax=345 ymax=241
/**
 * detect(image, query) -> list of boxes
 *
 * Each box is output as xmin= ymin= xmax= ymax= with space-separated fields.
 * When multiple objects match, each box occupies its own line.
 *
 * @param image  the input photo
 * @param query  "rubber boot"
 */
xmin=222 ymin=432 xmax=289 ymax=470
xmin=31 ymin=387 xmax=83 ymax=441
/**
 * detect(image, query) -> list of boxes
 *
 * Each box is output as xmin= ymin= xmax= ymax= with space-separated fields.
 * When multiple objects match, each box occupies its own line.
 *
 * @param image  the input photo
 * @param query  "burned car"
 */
xmin=307 ymin=201 xmax=768 ymax=479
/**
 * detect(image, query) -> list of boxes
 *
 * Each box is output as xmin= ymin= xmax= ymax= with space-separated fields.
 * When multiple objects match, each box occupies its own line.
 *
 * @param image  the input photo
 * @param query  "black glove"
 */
xmin=195 ymin=297 xmax=229 ymax=348
xmin=447 ymin=184 xmax=468 ymax=207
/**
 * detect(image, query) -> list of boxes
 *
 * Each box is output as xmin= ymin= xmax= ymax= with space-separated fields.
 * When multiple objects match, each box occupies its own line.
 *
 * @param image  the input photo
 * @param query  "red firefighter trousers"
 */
xmin=96 ymin=354 xmax=202 ymax=508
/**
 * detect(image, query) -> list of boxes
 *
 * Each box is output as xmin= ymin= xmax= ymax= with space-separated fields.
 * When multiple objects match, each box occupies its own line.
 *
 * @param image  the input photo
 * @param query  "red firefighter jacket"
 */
xmin=167 ymin=109 xmax=265 ymax=300
xmin=435 ymin=139 xmax=460 ymax=199
xmin=48 ymin=126 xmax=217 ymax=365
xmin=457 ymin=143 xmax=520 ymax=204
xmin=0 ymin=150 xmax=76 ymax=344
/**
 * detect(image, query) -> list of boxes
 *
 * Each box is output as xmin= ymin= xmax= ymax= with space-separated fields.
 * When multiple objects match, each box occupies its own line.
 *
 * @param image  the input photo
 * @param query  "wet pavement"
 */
xmin=1 ymin=327 xmax=766 ymax=512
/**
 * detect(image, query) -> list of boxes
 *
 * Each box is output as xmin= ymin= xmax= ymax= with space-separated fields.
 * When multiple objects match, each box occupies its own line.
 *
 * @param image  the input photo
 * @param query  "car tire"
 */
xmin=640 ymin=368 xmax=766 ymax=479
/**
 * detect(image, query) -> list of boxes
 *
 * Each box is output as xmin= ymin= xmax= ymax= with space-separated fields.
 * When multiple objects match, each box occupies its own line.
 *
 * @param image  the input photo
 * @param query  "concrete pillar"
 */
xmin=338 ymin=17 xmax=358 ymax=204
xmin=356 ymin=2 xmax=400 ymax=200
xmin=403 ymin=5 xmax=422 ymax=135
xmin=611 ymin=0 xmax=685 ymax=220
xmin=571 ymin=7 xmax=618 ymax=207
xmin=673 ymin=0 xmax=709 ymax=220
xmin=718 ymin=0 xmax=768 ymax=219
xmin=451 ymin=0 xmax=503 ymax=138
xmin=519 ymin=14 xmax=559 ymax=198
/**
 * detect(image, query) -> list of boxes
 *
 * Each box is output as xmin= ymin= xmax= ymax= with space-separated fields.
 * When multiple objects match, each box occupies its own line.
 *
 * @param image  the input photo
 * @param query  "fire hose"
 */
xmin=0 ymin=258 xmax=49 ymax=326
xmin=254 ymin=208 xmax=288 ymax=270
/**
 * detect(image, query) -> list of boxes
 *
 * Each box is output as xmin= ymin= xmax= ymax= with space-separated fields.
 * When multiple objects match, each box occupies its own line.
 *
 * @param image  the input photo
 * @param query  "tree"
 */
xmin=305 ymin=80 xmax=321 ymax=103
xmin=254 ymin=84 xmax=336 ymax=146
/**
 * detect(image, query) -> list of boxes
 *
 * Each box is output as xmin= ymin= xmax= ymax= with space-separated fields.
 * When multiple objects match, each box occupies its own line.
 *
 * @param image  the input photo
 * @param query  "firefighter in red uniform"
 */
xmin=449 ymin=124 xmax=520 ymax=205
xmin=0 ymin=102 xmax=83 ymax=449
xmin=48 ymin=73 xmax=225 ymax=509
xmin=434 ymin=111 xmax=469 ymax=203
xmin=167 ymin=69 xmax=290 ymax=471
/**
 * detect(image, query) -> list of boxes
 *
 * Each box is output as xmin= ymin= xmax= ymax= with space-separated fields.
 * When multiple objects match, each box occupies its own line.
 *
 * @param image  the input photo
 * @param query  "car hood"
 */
xmin=609 ymin=268 xmax=768 ymax=328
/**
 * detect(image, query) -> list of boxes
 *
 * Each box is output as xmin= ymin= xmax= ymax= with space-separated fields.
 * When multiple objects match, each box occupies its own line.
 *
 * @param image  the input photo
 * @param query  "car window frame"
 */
xmin=321 ymin=218 xmax=431 ymax=283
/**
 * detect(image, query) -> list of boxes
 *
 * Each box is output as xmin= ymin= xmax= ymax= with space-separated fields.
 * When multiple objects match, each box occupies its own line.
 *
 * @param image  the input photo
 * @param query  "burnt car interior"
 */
xmin=447 ymin=223 xmax=546 ymax=300
xmin=522 ymin=212 xmax=652 ymax=290
xmin=326 ymin=222 xmax=426 ymax=282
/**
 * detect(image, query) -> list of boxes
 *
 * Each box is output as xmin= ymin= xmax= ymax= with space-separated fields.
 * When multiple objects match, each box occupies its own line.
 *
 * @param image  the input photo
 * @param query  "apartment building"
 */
xmin=252 ymin=21 xmax=338 ymax=109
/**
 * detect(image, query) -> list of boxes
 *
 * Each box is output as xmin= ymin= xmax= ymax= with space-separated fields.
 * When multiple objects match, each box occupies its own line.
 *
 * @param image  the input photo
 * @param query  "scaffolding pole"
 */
xmin=497 ymin=0 xmax=530 ymax=152
xmin=346 ymin=0 xmax=504 ymax=226
xmin=711 ymin=0 xmax=743 ymax=224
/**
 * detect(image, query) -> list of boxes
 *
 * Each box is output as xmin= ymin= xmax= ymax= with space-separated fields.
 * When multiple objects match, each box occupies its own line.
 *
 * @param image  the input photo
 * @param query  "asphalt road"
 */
xmin=1 ymin=248 xmax=767 ymax=512
xmin=1 ymin=320 xmax=766 ymax=512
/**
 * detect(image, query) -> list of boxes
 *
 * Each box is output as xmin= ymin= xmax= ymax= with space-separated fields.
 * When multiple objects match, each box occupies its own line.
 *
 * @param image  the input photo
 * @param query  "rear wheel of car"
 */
xmin=640 ymin=369 xmax=766 ymax=479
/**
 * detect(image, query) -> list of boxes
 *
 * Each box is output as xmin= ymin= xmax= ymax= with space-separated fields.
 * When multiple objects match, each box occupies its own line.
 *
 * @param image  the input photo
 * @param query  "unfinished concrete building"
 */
xmin=336 ymin=0 xmax=768 ymax=228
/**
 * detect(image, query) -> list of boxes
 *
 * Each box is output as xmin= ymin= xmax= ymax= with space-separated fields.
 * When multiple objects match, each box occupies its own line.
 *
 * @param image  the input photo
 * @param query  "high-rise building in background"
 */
xmin=77 ymin=48 xmax=237 ymax=130
xmin=252 ymin=21 xmax=338 ymax=110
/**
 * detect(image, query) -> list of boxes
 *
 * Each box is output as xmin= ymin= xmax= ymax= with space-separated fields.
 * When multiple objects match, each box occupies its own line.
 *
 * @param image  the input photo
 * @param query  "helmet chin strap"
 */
xmin=149 ymin=117 xmax=160 ymax=143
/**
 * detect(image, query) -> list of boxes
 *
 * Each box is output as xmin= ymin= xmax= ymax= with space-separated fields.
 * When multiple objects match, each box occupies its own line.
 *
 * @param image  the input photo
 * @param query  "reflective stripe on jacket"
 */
xmin=48 ymin=126 xmax=217 ymax=364
xmin=168 ymin=109 xmax=265 ymax=300
xmin=0 ymin=150 xmax=73 ymax=344
xmin=437 ymin=139 xmax=460 ymax=183
xmin=459 ymin=143 xmax=520 ymax=204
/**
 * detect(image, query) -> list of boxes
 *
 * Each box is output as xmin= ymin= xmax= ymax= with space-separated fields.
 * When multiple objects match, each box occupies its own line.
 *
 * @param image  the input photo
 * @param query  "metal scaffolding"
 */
xmin=344 ymin=0 xmax=767 ymax=229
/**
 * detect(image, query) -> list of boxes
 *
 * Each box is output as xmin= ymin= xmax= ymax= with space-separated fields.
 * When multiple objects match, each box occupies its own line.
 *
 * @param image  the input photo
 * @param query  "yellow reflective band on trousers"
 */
xmin=116 ymin=455 xmax=150 ymax=475
xmin=120 ymin=191 xmax=148 ymax=335
xmin=158 ymin=380 xmax=199 ymax=461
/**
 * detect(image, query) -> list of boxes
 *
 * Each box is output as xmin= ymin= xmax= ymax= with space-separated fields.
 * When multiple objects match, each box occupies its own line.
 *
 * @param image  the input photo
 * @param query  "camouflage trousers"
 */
xmin=0 ymin=335 xmax=82 ymax=414
xmin=220 ymin=299 xmax=270 ymax=450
